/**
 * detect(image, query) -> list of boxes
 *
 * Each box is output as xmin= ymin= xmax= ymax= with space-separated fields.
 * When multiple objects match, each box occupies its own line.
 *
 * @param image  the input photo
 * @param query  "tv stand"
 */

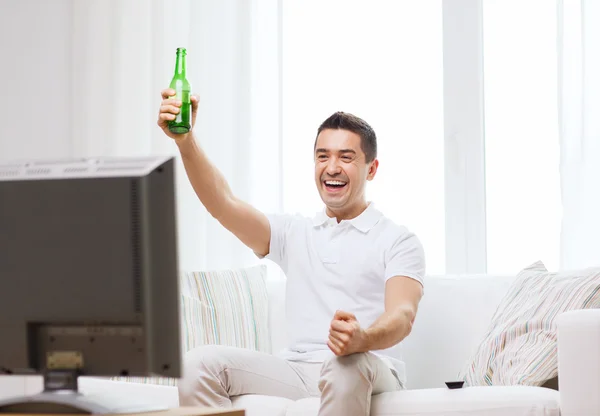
xmin=0 ymin=370 xmax=167 ymax=414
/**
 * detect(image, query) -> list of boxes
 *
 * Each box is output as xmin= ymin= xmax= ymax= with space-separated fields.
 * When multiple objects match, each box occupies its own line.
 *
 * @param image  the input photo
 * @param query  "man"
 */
xmin=157 ymin=89 xmax=425 ymax=416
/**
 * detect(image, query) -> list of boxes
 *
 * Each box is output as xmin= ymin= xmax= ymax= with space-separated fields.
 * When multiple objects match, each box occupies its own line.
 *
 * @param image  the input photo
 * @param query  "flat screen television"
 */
xmin=0 ymin=155 xmax=181 ymax=414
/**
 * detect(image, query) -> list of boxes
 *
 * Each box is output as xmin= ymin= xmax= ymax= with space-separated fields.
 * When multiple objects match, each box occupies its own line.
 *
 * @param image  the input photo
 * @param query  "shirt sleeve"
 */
xmin=384 ymin=231 xmax=426 ymax=287
xmin=255 ymin=213 xmax=295 ymax=273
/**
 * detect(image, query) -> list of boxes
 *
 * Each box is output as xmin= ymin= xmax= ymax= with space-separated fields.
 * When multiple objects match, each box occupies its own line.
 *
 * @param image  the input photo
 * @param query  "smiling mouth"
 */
xmin=323 ymin=180 xmax=347 ymax=192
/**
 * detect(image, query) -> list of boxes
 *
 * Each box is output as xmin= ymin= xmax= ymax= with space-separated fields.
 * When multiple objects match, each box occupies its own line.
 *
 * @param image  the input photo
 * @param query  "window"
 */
xmin=279 ymin=0 xmax=562 ymax=276
xmin=483 ymin=0 xmax=561 ymax=273
xmin=281 ymin=1 xmax=446 ymax=274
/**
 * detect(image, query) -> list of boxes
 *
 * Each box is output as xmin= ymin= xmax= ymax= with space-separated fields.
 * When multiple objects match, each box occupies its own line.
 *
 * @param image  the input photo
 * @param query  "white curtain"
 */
xmin=558 ymin=0 xmax=600 ymax=270
xmin=69 ymin=0 xmax=282 ymax=273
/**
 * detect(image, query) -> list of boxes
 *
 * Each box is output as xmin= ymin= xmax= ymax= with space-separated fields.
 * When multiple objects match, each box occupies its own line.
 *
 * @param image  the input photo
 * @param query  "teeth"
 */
xmin=325 ymin=180 xmax=346 ymax=186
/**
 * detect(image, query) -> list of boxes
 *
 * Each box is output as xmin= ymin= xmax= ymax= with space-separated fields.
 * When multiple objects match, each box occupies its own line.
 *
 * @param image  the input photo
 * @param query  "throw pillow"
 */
xmin=180 ymin=265 xmax=271 ymax=354
xmin=459 ymin=261 xmax=600 ymax=387
xmin=113 ymin=264 xmax=270 ymax=385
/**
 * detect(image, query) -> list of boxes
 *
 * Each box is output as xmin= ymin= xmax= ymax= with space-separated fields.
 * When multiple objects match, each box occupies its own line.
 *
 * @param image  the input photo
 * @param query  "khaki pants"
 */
xmin=178 ymin=345 xmax=402 ymax=416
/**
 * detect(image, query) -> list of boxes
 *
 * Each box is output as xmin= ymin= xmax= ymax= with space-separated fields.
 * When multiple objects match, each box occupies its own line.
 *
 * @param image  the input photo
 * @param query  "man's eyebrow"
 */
xmin=315 ymin=148 xmax=357 ymax=154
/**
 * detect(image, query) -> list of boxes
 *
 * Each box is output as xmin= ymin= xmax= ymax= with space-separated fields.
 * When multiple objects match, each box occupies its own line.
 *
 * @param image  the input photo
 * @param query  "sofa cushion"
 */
xmin=401 ymin=274 xmax=515 ymax=389
xmin=284 ymin=386 xmax=559 ymax=416
xmin=460 ymin=261 xmax=600 ymax=387
xmin=179 ymin=265 xmax=271 ymax=353
xmin=232 ymin=394 xmax=293 ymax=416
xmin=114 ymin=264 xmax=270 ymax=385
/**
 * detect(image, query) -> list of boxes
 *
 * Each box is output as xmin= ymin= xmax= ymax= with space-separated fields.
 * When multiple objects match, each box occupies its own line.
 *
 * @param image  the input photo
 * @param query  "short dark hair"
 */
xmin=315 ymin=111 xmax=377 ymax=162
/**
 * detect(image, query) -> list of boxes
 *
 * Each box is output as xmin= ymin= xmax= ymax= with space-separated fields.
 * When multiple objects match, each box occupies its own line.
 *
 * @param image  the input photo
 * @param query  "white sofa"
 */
xmin=2 ymin=274 xmax=599 ymax=416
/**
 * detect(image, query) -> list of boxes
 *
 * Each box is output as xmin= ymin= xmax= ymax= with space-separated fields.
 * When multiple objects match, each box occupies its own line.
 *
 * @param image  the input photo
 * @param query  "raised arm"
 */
xmin=157 ymin=89 xmax=271 ymax=257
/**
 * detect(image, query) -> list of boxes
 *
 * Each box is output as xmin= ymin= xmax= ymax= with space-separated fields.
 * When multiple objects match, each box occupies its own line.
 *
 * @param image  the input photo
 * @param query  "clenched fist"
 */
xmin=327 ymin=310 xmax=367 ymax=356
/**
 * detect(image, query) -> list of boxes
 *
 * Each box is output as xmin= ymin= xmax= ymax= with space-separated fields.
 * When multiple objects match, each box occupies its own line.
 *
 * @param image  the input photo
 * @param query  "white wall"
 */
xmin=0 ymin=0 xmax=73 ymax=160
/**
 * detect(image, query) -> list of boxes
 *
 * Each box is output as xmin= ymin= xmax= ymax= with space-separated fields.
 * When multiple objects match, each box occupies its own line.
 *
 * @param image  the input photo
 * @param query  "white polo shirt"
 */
xmin=263 ymin=202 xmax=425 ymax=384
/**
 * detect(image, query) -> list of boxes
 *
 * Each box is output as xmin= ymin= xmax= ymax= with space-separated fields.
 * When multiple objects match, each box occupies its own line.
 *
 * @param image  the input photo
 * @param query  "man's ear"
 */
xmin=367 ymin=159 xmax=379 ymax=180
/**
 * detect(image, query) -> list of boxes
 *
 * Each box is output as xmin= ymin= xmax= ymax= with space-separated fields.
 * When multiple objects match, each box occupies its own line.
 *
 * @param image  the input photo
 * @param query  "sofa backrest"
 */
xmin=402 ymin=274 xmax=515 ymax=389
xmin=266 ymin=274 xmax=516 ymax=389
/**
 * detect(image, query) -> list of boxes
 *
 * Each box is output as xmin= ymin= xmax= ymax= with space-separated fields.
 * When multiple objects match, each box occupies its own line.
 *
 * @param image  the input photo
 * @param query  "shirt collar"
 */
xmin=312 ymin=202 xmax=382 ymax=233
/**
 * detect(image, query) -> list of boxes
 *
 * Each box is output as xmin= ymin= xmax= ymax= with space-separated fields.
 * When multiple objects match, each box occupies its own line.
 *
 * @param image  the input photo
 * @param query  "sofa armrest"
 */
xmin=557 ymin=309 xmax=600 ymax=416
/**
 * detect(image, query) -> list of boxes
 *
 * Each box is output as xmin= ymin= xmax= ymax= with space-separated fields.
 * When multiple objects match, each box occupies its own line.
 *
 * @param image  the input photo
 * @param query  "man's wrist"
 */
xmin=360 ymin=328 xmax=375 ymax=352
xmin=175 ymin=132 xmax=196 ymax=151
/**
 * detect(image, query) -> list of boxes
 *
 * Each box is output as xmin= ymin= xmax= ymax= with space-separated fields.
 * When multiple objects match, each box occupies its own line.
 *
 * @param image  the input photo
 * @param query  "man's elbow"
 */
xmin=399 ymin=306 xmax=417 ymax=335
xmin=211 ymin=194 xmax=236 ymax=223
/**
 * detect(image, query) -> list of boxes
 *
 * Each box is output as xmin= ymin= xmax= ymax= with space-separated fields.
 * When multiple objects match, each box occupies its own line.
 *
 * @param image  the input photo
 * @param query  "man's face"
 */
xmin=314 ymin=128 xmax=378 ymax=214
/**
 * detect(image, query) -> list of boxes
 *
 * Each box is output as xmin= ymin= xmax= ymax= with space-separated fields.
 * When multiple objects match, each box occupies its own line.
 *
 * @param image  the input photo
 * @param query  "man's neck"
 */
xmin=326 ymin=201 xmax=369 ymax=222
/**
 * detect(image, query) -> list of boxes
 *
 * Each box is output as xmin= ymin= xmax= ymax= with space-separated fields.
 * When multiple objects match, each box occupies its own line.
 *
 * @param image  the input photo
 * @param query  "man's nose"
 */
xmin=326 ymin=158 xmax=341 ymax=175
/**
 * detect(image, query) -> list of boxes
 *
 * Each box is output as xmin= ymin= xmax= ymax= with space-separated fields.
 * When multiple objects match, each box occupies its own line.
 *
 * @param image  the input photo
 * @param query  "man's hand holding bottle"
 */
xmin=157 ymin=88 xmax=199 ymax=143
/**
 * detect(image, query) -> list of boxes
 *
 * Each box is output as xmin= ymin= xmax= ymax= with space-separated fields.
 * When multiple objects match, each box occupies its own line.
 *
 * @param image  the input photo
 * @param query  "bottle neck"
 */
xmin=174 ymin=53 xmax=186 ymax=77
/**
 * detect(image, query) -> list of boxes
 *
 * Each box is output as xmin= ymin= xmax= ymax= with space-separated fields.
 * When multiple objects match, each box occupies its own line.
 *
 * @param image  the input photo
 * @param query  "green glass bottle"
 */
xmin=168 ymin=47 xmax=191 ymax=134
